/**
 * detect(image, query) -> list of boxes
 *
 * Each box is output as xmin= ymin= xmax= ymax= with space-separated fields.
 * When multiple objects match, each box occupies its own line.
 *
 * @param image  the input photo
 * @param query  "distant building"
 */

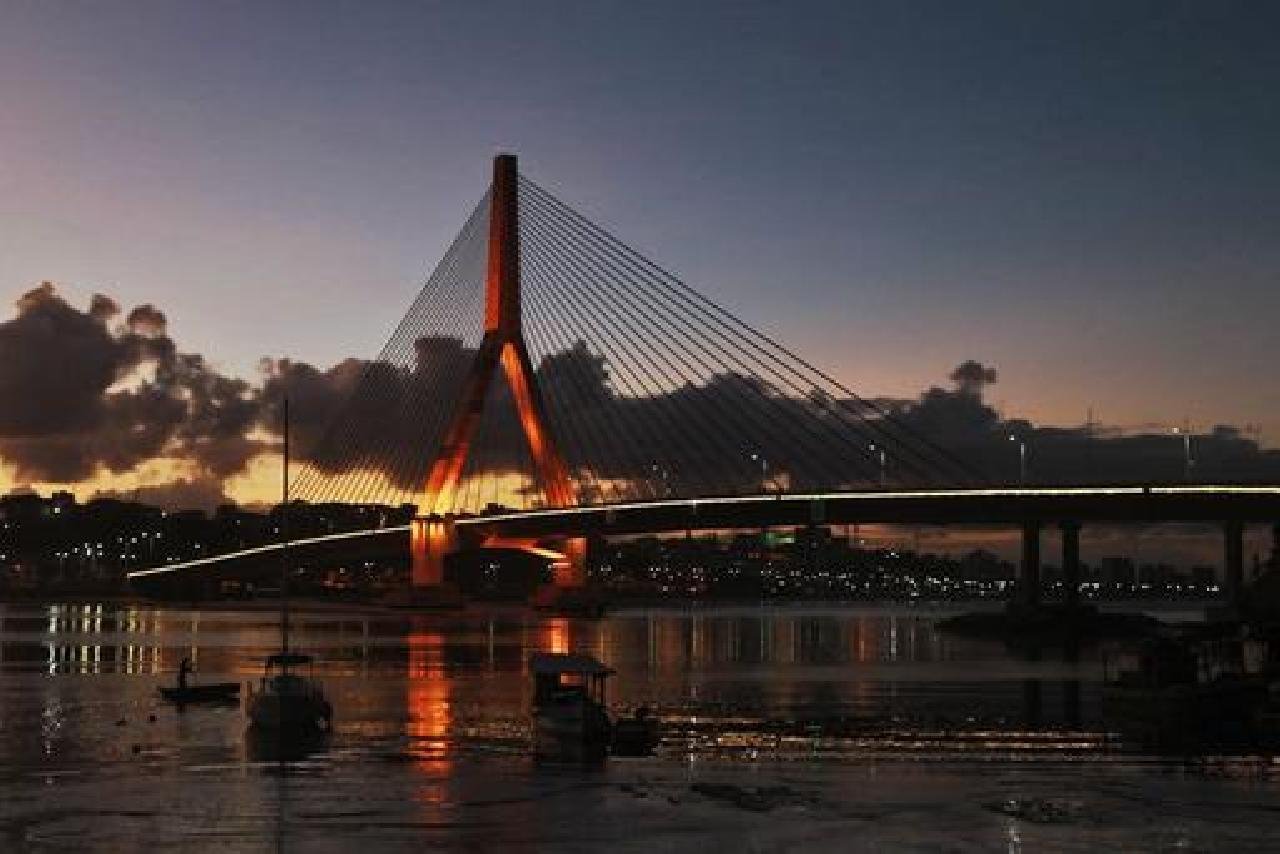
xmin=1191 ymin=565 xmax=1216 ymax=588
xmin=1 ymin=492 xmax=48 ymax=523
xmin=1100 ymin=557 xmax=1135 ymax=586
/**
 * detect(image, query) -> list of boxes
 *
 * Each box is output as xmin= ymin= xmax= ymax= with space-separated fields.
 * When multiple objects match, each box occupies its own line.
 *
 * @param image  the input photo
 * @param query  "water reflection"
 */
xmin=1 ymin=603 xmax=1277 ymax=850
xmin=407 ymin=623 xmax=451 ymax=779
xmin=542 ymin=616 xmax=570 ymax=655
xmin=606 ymin=610 xmax=958 ymax=672
xmin=0 ymin=603 xmax=1264 ymax=763
xmin=245 ymin=726 xmax=330 ymax=764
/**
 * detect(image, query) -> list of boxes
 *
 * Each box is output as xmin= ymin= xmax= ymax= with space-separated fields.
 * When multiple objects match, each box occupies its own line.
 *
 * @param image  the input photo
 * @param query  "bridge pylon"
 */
xmin=412 ymin=154 xmax=584 ymax=590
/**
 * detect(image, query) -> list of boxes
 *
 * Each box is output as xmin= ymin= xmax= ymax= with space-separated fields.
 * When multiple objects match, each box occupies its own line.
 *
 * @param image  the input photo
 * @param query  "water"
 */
xmin=1 ymin=602 xmax=1278 ymax=851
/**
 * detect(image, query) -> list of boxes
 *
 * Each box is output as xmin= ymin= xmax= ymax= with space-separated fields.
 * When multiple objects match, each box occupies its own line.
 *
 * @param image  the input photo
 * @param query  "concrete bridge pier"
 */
xmin=1018 ymin=520 xmax=1042 ymax=607
xmin=1223 ymin=520 xmax=1244 ymax=604
xmin=410 ymin=519 xmax=588 ymax=601
xmin=394 ymin=516 xmax=466 ymax=607
xmin=554 ymin=536 xmax=588 ymax=588
xmin=1060 ymin=521 xmax=1082 ymax=608
xmin=531 ymin=535 xmax=599 ymax=610
xmin=410 ymin=516 xmax=458 ymax=587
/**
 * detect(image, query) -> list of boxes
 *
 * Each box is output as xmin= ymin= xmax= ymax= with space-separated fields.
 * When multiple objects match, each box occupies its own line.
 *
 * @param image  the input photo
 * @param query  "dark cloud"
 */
xmin=262 ymin=336 xmax=478 ymax=493
xmin=889 ymin=364 xmax=1280 ymax=486
xmin=165 ymin=353 xmax=265 ymax=476
xmin=2 ymin=283 xmax=1276 ymax=511
xmin=88 ymin=293 xmax=119 ymax=321
xmin=278 ymin=336 xmax=1280 ymax=507
xmin=0 ymin=283 xmax=265 ymax=484
xmin=949 ymin=359 xmax=998 ymax=395
xmin=275 ymin=336 xmax=845 ymax=500
xmin=125 ymin=303 xmax=166 ymax=336
xmin=0 ymin=282 xmax=126 ymax=439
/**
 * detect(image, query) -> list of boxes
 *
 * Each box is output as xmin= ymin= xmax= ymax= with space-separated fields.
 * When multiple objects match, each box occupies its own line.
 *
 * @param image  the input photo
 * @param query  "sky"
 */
xmin=0 ymin=1 xmax=1278 ymax=506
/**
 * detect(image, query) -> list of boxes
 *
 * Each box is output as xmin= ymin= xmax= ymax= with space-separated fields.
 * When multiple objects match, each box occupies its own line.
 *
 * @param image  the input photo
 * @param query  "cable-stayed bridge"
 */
xmin=129 ymin=155 xmax=1280 ymax=605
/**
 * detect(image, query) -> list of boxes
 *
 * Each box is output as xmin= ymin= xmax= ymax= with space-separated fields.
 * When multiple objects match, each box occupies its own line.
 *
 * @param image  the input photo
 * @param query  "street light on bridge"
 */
xmin=749 ymin=452 xmax=768 ymax=494
xmin=868 ymin=443 xmax=887 ymax=487
xmin=1171 ymin=426 xmax=1194 ymax=481
xmin=650 ymin=463 xmax=671 ymax=498
xmin=1008 ymin=434 xmax=1027 ymax=485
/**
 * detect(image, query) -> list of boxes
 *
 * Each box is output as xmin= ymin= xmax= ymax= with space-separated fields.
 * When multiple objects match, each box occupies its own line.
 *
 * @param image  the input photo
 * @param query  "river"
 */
xmin=1 ymin=602 xmax=1277 ymax=851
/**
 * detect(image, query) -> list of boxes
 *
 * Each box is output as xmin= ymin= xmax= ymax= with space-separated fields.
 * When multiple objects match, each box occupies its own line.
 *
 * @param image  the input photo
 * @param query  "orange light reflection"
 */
xmin=407 ymin=625 xmax=452 ymax=800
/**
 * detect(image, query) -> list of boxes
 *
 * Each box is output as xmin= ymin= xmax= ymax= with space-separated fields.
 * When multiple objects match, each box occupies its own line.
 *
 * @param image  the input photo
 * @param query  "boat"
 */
xmin=530 ymin=652 xmax=613 ymax=761
xmin=1103 ymin=631 xmax=1269 ymax=747
xmin=160 ymin=656 xmax=240 ymax=705
xmin=247 ymin=652 xmax=332 ymax=732
xmin=246 ymin=397 xmax=333 ymax=735
xmin=159 ymin=682 xmax=240 ymax=705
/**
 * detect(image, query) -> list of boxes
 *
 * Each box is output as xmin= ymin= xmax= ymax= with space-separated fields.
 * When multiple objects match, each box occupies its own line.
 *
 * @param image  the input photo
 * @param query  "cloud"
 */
xmin=275 ymin=335 xmax=1280 ymax=505
xmin=260 ymin=336 xmax=474 ymax=486
xmin=949 ymin=359 xmax=998 ymax=395
xmin=125 ymin=303 xmax=167 ymax=336
xmin=890 ymin=363 xmax=1280 ymax=485
xmin=1 ymin=283 xmax=1277 ymax=511
xmin=0 ymin=283 xmax=265 ymax=484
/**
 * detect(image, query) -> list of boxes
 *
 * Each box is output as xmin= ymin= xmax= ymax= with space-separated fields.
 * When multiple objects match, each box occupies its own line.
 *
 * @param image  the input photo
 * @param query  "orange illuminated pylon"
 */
xmin=422 ymin=153 xmax=573 ymax=514
xmin=413 ymin=155 xmax=578 ymax=587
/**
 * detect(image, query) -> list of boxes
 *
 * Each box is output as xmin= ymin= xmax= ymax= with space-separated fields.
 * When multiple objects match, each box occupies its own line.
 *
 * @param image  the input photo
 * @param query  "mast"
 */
xmin=280 ymin=397 xmax=290 ymax=657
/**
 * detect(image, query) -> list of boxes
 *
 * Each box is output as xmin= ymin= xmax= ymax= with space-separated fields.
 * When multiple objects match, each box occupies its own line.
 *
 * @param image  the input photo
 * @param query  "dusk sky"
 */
xmin=2 ymin=0 xmax=1278 ymax=472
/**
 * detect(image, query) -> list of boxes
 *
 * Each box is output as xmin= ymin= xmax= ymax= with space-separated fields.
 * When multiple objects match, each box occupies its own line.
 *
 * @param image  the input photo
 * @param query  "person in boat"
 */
xmin=178 ymin=657 xmax=193 ymax=691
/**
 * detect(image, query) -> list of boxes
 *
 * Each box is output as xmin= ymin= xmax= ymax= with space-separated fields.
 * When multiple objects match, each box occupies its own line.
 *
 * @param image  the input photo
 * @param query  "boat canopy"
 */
xmin=529 ymin=652 xmax=614 ymax=676
xmin=266 ymin=652 xmax=314 ymax=668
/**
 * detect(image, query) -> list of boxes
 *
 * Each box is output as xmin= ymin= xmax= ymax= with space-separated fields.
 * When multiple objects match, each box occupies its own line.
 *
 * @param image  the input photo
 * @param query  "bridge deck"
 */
xmin=127 ymin=486 xmax=1280 ymax=581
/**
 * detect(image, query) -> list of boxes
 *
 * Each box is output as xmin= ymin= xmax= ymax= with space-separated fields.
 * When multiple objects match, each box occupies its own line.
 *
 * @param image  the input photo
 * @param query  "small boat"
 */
xmin=159 ymin=656 xmax=240 ymax=705
xmin=247 ymin=652 xmax=332 ymax=732
xmin=245 ymin=398 xmax=333 ymax=736
xmin=1104 ymin=632 xmax=1269 ymax=746
xmin=530 ymin=652 xmax=613 ymax=762
xmin=159 ymin=682 xmax=240 ymax=705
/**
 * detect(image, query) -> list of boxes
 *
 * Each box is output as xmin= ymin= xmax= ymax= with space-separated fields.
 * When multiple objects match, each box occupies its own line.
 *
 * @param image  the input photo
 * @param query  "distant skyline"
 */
xmin=1 ymin=1 xmax=1278 ymax=506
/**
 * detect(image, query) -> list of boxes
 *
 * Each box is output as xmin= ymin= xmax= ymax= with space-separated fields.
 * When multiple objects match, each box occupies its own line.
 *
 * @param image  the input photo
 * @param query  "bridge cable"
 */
xmin=522 ymin=177 xmax=989 ymax=487
xmin=522 ymin=188 xmax=892 ymax=490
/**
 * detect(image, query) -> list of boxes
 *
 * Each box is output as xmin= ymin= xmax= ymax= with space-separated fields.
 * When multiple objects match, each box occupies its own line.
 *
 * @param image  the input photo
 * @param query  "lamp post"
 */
xmin=651 ymin=463 xmax=671 ymax=498
xmin=868 ymin=443 xmax=887 ymax=487
xmin=1172 ymin=427 xmax=1193 ymax=481
xmin=1008 ymin=434 xmax=1027 ymax=485
xmin=749 ymin=452 xmax=768 ymax=494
